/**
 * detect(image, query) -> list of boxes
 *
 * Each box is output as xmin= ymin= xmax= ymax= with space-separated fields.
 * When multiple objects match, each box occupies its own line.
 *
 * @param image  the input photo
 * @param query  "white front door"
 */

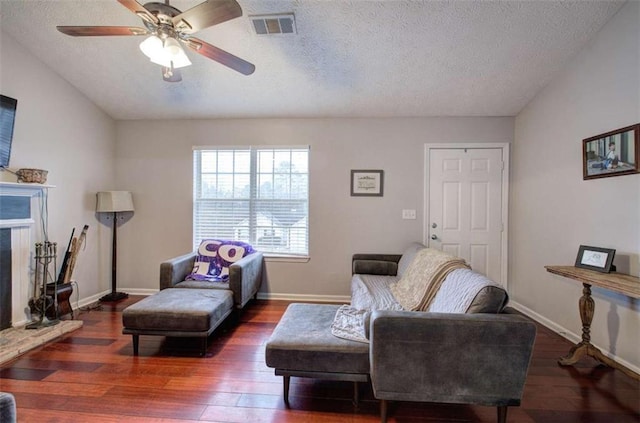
xmin=427 ymin=147 xmax=507 ymax=284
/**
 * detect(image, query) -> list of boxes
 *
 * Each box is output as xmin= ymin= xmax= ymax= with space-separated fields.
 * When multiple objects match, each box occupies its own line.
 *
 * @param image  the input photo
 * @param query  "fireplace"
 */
xmin=0 ymin=182 xmax=51 ymax=328
xmin=0 ymin=229 xmax=11 ymax=330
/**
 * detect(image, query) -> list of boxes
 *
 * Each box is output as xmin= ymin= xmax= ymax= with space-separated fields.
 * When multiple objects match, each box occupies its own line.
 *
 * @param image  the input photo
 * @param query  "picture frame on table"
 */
xmin=582 ymin=123 xmax=639 ymax=180
xmin=574 ymin=245 xmax=616 ymax=273
xmin=350 ymin=170 xmax=384 ymax=197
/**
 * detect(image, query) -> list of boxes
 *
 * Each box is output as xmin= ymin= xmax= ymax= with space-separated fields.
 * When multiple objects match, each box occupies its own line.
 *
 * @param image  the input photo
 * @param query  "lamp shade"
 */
xmin=140 ymin=35 xmax=192 ymax=69
xmin=139 ymin=35 xmax=164 ymax=59
xmin=96 ymin=191 xmax=134 ymax=213
xmin=163 ymin=37 xmax=182 ymax=56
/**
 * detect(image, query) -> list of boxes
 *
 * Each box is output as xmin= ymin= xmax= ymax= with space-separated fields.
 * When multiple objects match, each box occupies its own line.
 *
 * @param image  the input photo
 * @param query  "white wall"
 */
xmin=1 ymin=31 xmax=116 ymax=307
xmin=511 ymin=1 xmax=639 ymax=370
xmin=115 ymin=117 xmax=513 ymax=298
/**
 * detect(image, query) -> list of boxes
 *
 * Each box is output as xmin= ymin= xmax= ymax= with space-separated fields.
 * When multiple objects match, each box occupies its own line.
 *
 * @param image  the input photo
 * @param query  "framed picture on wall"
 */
xmin=574 ymin=245 xmax=616 ymax=273
xmin=351 ymin=170 xmax=384 ymax=196
xmin=582 ymin=123 xmax=639 ymax=180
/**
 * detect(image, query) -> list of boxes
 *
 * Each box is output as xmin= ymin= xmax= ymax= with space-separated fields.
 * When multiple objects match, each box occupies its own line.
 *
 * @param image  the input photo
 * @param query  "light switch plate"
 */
xmin=402 ymin=209 xmax=416 ymax=219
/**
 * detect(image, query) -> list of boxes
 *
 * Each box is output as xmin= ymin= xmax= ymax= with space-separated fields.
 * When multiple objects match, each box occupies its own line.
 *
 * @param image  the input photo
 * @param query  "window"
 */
xmin=193 ymin=146 xmax=309 ymax=257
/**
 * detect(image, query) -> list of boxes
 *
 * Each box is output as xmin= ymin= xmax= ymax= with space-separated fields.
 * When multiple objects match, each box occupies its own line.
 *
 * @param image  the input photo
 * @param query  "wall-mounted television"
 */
xmin=0 ymin=95 xmax=18 ymax=169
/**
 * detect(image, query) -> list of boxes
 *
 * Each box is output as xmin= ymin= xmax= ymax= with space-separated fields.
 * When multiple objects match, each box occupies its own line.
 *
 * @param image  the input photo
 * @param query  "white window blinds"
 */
xmin=193 ymin=146 xmax=309 ymax=256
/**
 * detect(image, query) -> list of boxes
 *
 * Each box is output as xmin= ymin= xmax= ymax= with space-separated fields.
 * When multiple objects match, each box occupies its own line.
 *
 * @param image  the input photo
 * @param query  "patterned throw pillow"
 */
xmin=186 ymin=239 xmax=255 ymax=282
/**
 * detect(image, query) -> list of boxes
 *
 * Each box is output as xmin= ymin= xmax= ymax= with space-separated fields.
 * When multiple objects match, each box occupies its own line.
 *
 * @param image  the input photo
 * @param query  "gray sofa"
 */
xmin=354 ymin=243 xmax=536 ymax=423
xmin=266 ymin=243 xmax=536 ymax=423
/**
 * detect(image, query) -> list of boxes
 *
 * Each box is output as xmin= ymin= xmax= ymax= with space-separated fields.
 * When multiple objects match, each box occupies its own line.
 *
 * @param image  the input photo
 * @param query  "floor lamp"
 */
xmin=96 ymin=191 xmax=134 ymax=302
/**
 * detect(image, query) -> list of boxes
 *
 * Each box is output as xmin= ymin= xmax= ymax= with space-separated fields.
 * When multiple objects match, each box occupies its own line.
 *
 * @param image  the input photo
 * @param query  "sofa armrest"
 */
xmin=0 ymin=392 xmax=16 ymax=423
xmin=369 ymin=310 xmax=536 ymax=407
xmin=352 ymin=254 xmax=402 ymax=275
xmin=159 ymin=252 xmax=196 ymax=290
xmin=229 ymin=252 xmax=264 ymax=309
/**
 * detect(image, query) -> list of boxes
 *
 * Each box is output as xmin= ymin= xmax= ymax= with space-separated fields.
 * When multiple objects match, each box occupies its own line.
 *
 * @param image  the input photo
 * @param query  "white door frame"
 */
xmin=424 ymin=143 xmax=510 ymax=288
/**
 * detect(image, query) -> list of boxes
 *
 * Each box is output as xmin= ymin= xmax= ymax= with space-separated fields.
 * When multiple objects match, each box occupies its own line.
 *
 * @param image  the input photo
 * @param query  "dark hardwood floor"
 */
xmin=1 ymin=297 xmax=638 ymax=422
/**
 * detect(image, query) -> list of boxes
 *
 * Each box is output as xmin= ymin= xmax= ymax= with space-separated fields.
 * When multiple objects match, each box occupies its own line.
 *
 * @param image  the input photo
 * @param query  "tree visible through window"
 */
xmin=193 ymin=147 xmax=309 ymax=256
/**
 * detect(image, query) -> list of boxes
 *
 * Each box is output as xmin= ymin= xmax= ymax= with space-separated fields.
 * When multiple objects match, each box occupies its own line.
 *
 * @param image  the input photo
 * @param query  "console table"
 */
xmin=545 ymin=265 xmax=639 ymax=380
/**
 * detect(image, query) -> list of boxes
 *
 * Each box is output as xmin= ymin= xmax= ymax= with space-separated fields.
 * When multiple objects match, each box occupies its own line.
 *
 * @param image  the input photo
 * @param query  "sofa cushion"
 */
xmin=353 ymin=259 xmax=398 ymax=276
xmin=186 ymin=239 xmax=254 ymax=282
xmin=466 ymin=286 xmax=509 ymax=313
xmin=175 ymin=280 xmax=230 ymax=290
xmin=396 ymin=242 xmax=426 ymax=277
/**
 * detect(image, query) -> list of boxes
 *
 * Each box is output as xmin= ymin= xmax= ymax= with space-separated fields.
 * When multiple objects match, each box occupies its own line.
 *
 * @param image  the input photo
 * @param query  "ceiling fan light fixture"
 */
xmin=167 ymin=47 xmax=192 ymax=68
xmin=142 ymin=35 xmax=191 ymax=69
xmin=163 ymin=37 xmax=182 ymax=56
xmin=149 ymin=49 xmax=191 ymax=69
xmin=139 ymin=35 xmax=163 ymax=60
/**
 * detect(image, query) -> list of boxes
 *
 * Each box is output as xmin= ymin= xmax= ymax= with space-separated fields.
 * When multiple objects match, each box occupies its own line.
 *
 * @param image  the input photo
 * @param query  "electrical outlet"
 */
xmin=402 ymin=209 xmax=416 ymax=219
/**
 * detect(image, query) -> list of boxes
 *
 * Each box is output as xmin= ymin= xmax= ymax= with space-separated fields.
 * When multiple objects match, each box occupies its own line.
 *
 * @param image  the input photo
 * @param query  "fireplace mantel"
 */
xmin=0 ymin=181 xmax=55 ymax=196
xmin=0 ymin=182 xmax=55 ymax=229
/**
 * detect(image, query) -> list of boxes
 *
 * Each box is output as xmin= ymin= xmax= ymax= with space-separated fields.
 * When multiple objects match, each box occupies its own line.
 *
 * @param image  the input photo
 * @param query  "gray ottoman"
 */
xmin=122 ymin=288 xmax=233 ymax=356
xmin=265 ymin=303 xmax=370 ymax=405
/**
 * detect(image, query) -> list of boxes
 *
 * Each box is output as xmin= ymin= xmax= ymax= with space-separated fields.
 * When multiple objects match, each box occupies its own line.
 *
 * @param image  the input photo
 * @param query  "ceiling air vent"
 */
xmin=250 ymin=13 xmax=296 ymax=35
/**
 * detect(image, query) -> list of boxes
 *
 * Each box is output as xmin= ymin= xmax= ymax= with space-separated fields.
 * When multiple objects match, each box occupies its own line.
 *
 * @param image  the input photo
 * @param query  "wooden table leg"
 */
xmin=558 ymin=283 xmax=594 ymax=365
xmin=558 ymin=283 xmax=640 ymax=380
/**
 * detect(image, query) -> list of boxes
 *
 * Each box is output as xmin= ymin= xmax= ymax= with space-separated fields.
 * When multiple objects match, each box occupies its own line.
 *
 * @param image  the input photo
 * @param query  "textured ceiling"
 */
xmin=0 ymin=0 xmax=625 ymax=120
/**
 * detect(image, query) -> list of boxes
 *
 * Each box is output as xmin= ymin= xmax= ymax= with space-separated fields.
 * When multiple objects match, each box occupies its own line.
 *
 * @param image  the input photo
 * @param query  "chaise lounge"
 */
xmin=122 ymin=241 xmax=264 ymax=355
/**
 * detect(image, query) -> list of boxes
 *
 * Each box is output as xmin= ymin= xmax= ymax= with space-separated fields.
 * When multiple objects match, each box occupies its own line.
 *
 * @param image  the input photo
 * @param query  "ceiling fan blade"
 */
xmin=57 ymin=26 xmax=148 ymax=36
xmin=162 ymin=67 xmax=182 ymax=82
xmin=172 ymin=0 xmax=242 ymax=34
xmin=117 ymin=0 xmax=159 ymax=25
xmin=186 ymin=37 xmax=255 ymax=75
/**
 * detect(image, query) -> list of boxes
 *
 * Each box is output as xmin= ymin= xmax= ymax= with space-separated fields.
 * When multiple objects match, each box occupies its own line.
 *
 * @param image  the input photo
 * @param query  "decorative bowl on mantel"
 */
xmin=15 ymin=168 xmax=48 ymax=184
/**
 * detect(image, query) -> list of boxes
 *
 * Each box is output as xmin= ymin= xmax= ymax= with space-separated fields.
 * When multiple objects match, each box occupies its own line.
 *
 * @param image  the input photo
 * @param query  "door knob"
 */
xmin=431 ymin=234 xmax=438 ymax=240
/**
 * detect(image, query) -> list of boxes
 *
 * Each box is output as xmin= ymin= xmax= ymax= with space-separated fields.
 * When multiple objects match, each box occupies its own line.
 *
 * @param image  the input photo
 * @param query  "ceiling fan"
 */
xmin=57 ymin=0 xmax=255 ymax=82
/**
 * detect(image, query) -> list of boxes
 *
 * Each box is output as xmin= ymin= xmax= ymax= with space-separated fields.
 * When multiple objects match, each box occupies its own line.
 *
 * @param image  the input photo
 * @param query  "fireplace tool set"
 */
xmin=26 ymin=226 xmax=88 ymax=327
xmin=27 ymin=241 xmax=59 ymax=329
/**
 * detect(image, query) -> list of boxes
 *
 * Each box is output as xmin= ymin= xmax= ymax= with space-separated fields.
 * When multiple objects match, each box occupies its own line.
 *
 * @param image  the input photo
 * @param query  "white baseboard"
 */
xmin=120 ymin=289 xmax=159 ymax=296
xmin=71 ymin=288 xmax=158 ymax=310
xmin=256 ymin=292 xmax=350 ymax=303
xmin=510 ymin=300 xmax=640 ymax=376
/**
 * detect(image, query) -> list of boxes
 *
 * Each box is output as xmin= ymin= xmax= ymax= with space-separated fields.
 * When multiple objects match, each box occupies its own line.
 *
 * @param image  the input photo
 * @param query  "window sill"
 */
xmin=264 ymin=254 xmax=310 ymax=263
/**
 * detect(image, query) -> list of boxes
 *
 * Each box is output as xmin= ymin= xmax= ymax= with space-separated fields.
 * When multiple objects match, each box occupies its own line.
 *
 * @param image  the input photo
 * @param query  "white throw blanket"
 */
xmin=330 ymin=305 xmax=371 ymax=343
xmin=350 ymin=274 xmax=403 ymax=311
xmin=427 ymin=268 xmax=506 ymax=313
xmin=331 ymin=268 xmax=505 ymax=343
xmin=390 ymin=248 xmax=469 ymax=311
